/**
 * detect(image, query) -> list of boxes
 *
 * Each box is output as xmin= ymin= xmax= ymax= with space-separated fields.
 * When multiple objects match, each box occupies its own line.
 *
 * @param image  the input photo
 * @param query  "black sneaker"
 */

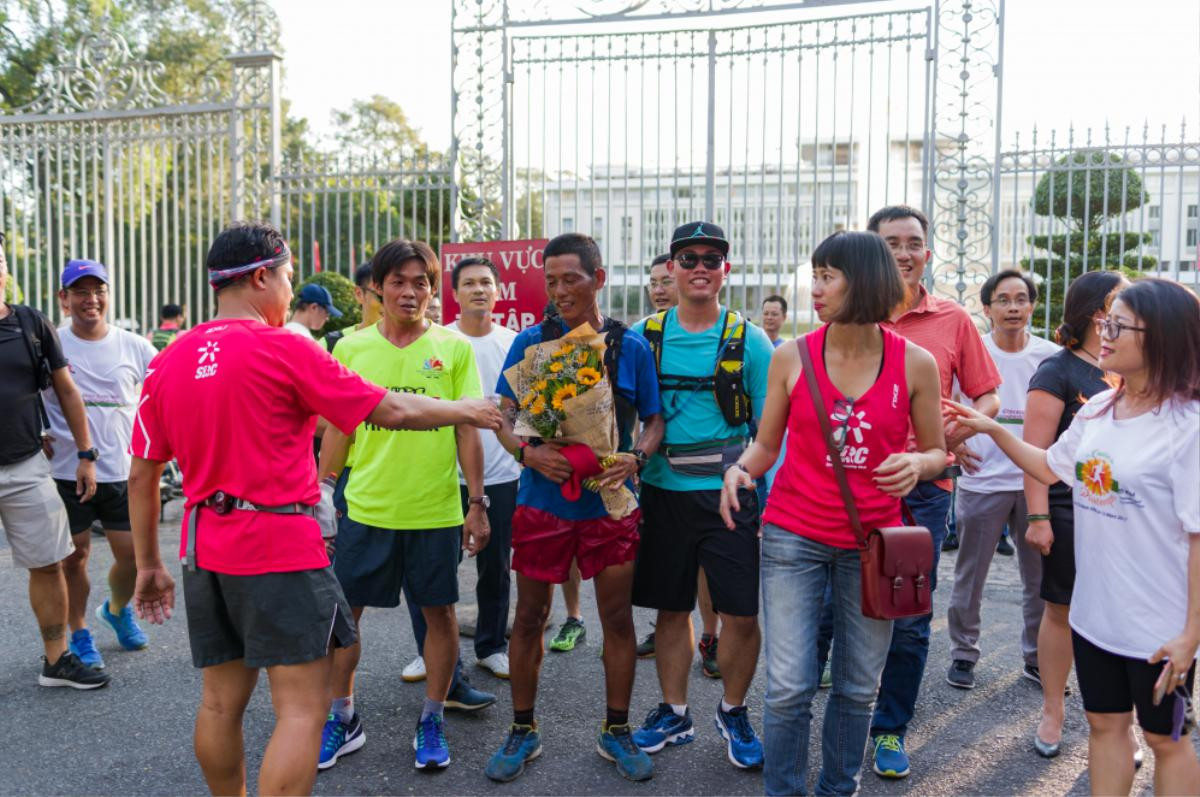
xmin=39 ymin=651 xmax=111 ymax=690
xmin=636 ymin=631 xmax=656 ymax=659
xmin=946 ymin=660 xmax=975 ymax=689
xmin=996 ymin=535 xmax=1015 ymax=556
xmin=942 ymin=532 xmax=960 ymax=552
xmin=1023 ymin=663 xmax=1071 ymax=695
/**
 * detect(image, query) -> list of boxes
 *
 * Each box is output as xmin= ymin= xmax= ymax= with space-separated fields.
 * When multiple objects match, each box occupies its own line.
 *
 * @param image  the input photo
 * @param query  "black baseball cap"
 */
xmin=669 ymin=221 xmax=729 ymax=257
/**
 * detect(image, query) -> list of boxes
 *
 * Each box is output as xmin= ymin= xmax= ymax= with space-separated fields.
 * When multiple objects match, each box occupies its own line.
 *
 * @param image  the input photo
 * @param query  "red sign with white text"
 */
xmin=439 ymin=239 xmax=550 ymax=331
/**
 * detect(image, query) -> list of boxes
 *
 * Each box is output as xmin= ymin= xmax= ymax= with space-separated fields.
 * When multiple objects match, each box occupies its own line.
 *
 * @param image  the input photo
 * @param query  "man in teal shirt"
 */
xmin=629 ymin=222 xmax=774 ymax=770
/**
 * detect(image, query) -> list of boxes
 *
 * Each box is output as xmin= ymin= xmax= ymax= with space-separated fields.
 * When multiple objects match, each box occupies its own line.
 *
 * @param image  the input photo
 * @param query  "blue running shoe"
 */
xmin=68 ymin=628 xmax=104 ymax=670
xmin=484 ymin=723 xmax=542 ymax=782
xmin=872 ymin=733 xmax=911 ymax=778
xmin=597 ymin=723 xmax=653 ymax=781
xmin=633 ymin=703 xmax=694 ymax=753
xmin=318 ymin=712 xmax=365 ymax=771
xmin=413 ymin=714 xmax=450 ymax=769
xmin=445 ymin=675 xmax=496 ymax=712
xmin=95 ymin=600 xmax=148 ymax=651
xmin=714 ymin=703 xmax=764 ymax=770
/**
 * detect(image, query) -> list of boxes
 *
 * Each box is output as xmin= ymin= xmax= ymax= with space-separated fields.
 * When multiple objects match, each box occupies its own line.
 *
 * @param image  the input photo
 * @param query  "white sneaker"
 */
xmin=402 ymin=655 xmax=426 ymax=682
xmin=477 ymin=652 xmax=510 ymax=679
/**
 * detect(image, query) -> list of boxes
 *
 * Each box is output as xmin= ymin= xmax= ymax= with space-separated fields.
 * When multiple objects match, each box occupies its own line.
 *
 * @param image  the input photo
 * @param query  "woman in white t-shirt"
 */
xmin=946 ymin=278 xmax=1200 ymax=795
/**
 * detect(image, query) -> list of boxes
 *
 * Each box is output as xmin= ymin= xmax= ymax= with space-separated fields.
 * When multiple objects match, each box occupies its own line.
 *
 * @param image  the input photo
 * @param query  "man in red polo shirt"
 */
xmin=865 ymin=205 xmax=1001 ymax=780
xmin=125 ymin=221 xmax=501 ymax=797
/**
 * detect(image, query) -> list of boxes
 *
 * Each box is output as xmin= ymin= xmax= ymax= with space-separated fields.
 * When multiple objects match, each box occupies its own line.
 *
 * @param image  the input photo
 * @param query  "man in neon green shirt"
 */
xmin=318 ymin=239 xmax=490 ymax=771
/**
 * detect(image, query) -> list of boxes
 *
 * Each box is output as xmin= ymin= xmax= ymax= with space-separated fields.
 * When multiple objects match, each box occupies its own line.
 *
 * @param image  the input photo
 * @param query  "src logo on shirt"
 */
xmin=825 ymin=405 xmax=874 ymax=470
xmin=195 ymin=341 xmax=220 ymax=380
xmin=421 ymin=357 xmax=445 ymax=379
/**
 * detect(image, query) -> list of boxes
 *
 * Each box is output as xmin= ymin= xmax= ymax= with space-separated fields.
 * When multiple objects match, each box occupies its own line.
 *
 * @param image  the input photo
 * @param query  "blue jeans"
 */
xmin=870 ymin=480 xmax=952 ymax=738
xmin=761 ymin=525 xmax=894 ymax=796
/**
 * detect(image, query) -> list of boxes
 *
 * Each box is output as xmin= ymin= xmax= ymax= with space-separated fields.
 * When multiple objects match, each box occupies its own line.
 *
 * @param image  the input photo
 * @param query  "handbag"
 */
xmin=797 ymin=336 xmax=933 ymax=620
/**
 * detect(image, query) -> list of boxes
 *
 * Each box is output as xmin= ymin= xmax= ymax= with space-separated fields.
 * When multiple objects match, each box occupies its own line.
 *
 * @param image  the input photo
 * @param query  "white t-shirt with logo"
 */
xmin=446 ymin=321 xmax=521 ymax=486
xmin=284 ymin=321 xmax=313 ymax=338
xmin=1047 ymin=391 xmax=1200 ymax=659
xmin=959 ymin=332 xmax=1059 ymax=493
xmin=43 ymin=325 xmax=158 ymax=483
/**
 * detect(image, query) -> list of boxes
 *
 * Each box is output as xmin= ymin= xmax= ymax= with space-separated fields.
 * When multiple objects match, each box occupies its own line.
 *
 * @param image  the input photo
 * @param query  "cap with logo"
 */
xmin=669 ymin=221 xmax=730 ymax=258
xmin=61 ymin=259 xmax=110 ymax=287
xmin=297 ymin=283 xmax=343 ymax=317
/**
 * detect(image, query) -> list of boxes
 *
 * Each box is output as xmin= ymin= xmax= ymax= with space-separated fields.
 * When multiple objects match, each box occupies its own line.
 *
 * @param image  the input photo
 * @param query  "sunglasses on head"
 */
xmin=674 ymin=252 xmax=725 ymax=270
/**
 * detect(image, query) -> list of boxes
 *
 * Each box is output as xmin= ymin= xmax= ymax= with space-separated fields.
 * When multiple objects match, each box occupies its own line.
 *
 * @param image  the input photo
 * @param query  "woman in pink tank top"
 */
xmin=719 ymin=231 xmax=946 ymax=795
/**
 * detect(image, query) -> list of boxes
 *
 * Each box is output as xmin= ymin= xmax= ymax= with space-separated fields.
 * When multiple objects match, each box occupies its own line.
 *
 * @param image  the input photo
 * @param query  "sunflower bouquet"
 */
xmin=503 ymin=322 xmax=637 ymax=518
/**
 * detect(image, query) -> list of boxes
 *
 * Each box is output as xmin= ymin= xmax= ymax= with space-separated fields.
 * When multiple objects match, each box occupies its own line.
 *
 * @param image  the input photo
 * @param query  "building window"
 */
xmin=593 ymin=216 xmax=604 ymax=249
xmin=562 ymin=217 xmax=574 ymax=233
xmin=620 ymin=216 xmax=633 ymax=262
xmin=1188 ymin=204 xmax=1198 ymax=218
xmin=1179 ymin=260 xmax=1195 ymax=272
xmin=1150 ymin=230 xmax=1160 ymax=246
xmin=1148 ymin=206 xmax=1160 ymax=219
xmin=1187 ymin=228 xmax=1198 ymax=247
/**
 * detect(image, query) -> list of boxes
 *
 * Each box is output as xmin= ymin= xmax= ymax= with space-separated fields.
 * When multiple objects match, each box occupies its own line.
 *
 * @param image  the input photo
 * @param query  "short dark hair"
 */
xmin=205 ymin=221 xmax=289 ymax=292
xmin=1107 ymin=279 xmax=1200 ymax=407
xmin=353 ymin=262 xmax=373 ymax=289
xmin=452 ymin=256 xmax=500 ymax=290
xmin=544 ymin=233 xmax=602 ymax=275
xmin=650 ymin=253 xmax=670 ymax=268
xmin=763 ymin=294 xmax=788 ymax=314
xmin=1056 ymin=270 xmax=1125 ymax=349
xmin=867 ymin=205 xmax=929 ymax=237
xmin=0 ymin=231 xmax=6 ymax=247
xmin=981 ymin=269 xmax=1038 ymax=306
xmin=160 ymin=303 xmax=183 ymax=320
xmin=810 ymin=231 xmax=905 ymax=325
xmin=371 ymin=239 xmax=439 ymax=291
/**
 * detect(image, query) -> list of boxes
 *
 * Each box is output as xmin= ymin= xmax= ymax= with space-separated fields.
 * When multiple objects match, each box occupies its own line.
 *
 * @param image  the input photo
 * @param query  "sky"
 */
xmin=275 ymin=0 xmax=1200 ymax=152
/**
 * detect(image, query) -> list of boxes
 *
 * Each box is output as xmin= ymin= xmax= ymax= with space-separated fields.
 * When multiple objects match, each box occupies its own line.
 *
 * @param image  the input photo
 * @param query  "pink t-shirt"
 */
xmin=762 ymin=326 xmax=910 ymax=549
xmin=130 ymin=318 xmax=386 ymax=576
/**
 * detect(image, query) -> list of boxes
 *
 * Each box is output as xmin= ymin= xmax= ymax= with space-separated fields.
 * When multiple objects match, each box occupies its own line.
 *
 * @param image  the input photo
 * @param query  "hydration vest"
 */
xmin=641 ymin=308 xmax=751 ymax=428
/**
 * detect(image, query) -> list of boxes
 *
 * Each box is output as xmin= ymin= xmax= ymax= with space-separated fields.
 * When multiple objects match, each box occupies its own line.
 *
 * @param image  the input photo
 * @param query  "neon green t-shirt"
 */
xmin=333 ymin=323 xmax=482 ymax=529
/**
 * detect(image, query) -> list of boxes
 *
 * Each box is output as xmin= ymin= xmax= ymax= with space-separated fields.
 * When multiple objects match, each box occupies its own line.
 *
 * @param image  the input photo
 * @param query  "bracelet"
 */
xmin=1027 ymin=513 xmax=1051 ymax=522
xmin=723 ymin=461 xmax=750 ymax=477
xmin=321 ymin=474 xmax=338 ymax=489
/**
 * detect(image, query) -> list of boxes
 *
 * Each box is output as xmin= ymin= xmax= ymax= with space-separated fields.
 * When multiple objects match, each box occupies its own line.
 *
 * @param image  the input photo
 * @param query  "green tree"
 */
xmin=1020 ymin=149 xmax=1150 ymax=333
xmin=298 ymin=270 xmax=358 ymax=338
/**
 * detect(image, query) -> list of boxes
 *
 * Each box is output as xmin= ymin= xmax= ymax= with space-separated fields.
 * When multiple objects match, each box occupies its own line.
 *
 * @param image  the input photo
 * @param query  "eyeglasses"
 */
xmin=885 ymin=240 xmax=926 ymax=254
xmin=989 ymin=296 xmax=1031 ymax=308
xmin=831 ymin=397 xmax=856 ymax=452
xmin=68 ymin=287 xmax=108 ymax=299
xmin=674 ymin=253 xmax=725 ymax=270
xmin=1096 ymin=317 xmax=1146 ymax=340
xmin=648 ymin=278 xmax=674 ymax=290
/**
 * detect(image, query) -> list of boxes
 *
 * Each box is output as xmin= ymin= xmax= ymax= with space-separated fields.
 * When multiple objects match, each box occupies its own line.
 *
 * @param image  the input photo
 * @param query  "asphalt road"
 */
xmin=0 ymin=501 xmax=1194 ymax=796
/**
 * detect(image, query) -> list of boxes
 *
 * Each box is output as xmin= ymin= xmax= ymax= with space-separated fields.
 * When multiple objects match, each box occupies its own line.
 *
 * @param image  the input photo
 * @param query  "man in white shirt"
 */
xmin=404 ymin=256 xmax=518 ymax=680
xmin=946 ymin=270 xmax=1059 ymax=690
xmin=45 ymin=260 xmax=158 ymax=673
xmin=284 ymin=283 xmax=341 ymax=337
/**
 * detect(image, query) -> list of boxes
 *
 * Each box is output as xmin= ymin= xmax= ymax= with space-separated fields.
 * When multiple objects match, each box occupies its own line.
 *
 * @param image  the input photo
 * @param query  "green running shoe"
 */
xmin=549 ymin=617 xmax=586 ymax=652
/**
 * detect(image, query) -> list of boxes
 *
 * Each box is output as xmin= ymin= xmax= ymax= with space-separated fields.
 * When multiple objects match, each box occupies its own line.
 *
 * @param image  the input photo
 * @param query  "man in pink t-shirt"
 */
xmin=125 ymin=221 xmax=501 ymax=797
xmin=865 ymin=205 xmax=1001 ymax=780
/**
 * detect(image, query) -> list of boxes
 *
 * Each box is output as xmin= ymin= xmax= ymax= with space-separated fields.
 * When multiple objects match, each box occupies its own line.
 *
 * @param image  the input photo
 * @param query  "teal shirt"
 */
xmin=633 ymin=307 xmax=774 ymax=491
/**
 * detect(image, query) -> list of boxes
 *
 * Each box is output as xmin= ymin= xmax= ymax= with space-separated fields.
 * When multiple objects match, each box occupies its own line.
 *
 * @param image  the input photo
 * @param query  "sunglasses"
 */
xmin=674 ymin=253 xmax=725 ymax=270
xmin=831 ymin=397 xmax=856 ymax=452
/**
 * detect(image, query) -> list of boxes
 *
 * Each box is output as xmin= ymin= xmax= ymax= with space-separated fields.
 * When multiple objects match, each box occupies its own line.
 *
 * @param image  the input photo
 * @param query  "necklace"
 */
xmin=1077 ymin=346 xmax=1100 ymax=363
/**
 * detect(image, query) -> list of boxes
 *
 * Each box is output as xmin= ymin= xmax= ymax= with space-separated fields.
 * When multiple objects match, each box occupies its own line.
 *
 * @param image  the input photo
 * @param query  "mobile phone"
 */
xmin=1153 ymin=660 xmax=1176 ymax=707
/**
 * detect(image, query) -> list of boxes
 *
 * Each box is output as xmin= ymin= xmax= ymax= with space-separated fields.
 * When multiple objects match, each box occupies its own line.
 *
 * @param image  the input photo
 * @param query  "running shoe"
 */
xmin=549 ymin=617 xmax=586 ymax=652
xmin=484 ymin=723 xmax=542 ymax=782
xmin=947 ymin=660 xmax=976 ymax=689
xmin=714 ymin=703 xmax=764 ymax=769
xmin=413 ymin=713 xmax=450 ymax=769
xmin=477 ymin=651 xmax=510 ymax=679
xmin=872 ymin=733 xmax=910 ymax=778
xmin=633 ymin=703 xmax=694 ymax=752
xmin=402 ymin=655 xmax=426 ymax=682
xmin=68 ymin=628 xmax=105 ymax=670
xmin=597 ymin=723 xmax=653 ymax=781
xmin=95 ymin=600 xmax=149 ymax=650
xmin=318 ymin=712 xmax=365 ymax=770
xmin=819 ymin=659 xmax=833 ymax=689
xmin=636 ymin=631 xmax=656 ymax=659
xmin=942 ymin=532 xmax=960 ymax=552
xmin=445 ymin=675 xmax=496 ymax=711
xmin=699 ymin=635 xmax=721 ymax=678
xmin=39 ymin=651 xmax=111 ymax=690
xmin=996 ymin=534 xmax=1015 ymax=556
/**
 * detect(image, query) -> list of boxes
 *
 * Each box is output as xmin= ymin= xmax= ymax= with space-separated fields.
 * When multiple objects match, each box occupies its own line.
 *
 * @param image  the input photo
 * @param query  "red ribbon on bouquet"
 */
xmin=558 ymin=443 xmax=604 ymax=501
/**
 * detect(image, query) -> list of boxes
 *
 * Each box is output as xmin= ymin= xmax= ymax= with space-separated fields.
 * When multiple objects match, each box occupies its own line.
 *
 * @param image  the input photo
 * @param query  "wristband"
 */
xmin=723 ymin=461 xmax=750 ymax=477
xmin=1026 ymin=513 xmax=1051 ymax=522
xmin=514 ymin=441 xmax=530 ymax=463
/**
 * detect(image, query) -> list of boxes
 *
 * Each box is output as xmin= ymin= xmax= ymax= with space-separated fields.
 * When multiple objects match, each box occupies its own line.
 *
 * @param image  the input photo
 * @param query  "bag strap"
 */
xmin=797 ymin=335 xmax=868 ymax=549
xmin=11 ymin=305 xmax=52 ymax=432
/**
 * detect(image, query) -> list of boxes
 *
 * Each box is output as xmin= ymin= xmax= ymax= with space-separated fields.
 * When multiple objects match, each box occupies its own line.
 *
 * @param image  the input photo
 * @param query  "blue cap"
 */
xmin=297 ymin=283 xmax=343 ymax=318
xmin=61 ymin=259 xmax=110 ymax=287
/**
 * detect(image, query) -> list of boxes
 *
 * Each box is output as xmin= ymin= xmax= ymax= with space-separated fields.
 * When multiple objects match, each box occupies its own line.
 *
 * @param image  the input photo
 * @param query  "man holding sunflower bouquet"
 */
xmin=485 ymin=233 xmax=665 ymax=784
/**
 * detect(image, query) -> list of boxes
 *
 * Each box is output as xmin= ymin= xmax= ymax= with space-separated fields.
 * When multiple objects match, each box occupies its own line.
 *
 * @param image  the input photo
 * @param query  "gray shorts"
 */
xmin=183 ymin=565 xmax=357 ymax=669
xmin=0 ymin=453 xmax=73 ymax=569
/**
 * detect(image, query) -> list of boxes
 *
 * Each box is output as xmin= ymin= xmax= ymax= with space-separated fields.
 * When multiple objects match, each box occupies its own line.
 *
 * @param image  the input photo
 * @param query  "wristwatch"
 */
xmin=77 ymin=448 xmax=99 ymax=462
xmin=468 ymin=495 xmax=491 ymax=510
xmin=630 ymin=448 xmax=648 ymax=473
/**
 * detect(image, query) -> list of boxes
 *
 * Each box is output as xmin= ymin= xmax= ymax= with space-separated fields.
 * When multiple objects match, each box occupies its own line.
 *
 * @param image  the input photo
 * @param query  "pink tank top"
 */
xmin=762 ymin=324 xmax=911 ymax=549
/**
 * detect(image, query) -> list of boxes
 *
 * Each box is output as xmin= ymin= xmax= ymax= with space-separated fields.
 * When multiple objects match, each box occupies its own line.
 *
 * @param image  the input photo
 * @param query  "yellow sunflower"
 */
xmin=530 ymin=395 xmax=547 ymax=415
xmin=534 ymin=379 xmax=549 ymax=392
xmin=577 ymin=366 xmax=602 ymax=387
xmin=551 ymin=383 xmax=578 ymax=410
xmin=574 ymin=349 xmax=589 ymax=365
xmin=520 ymin=390 xmax=537 ymax=408
xmin=556 ymin=343 xmax=576 ymax=357
xmin=548 ymin=361 xmax=564 ymax=373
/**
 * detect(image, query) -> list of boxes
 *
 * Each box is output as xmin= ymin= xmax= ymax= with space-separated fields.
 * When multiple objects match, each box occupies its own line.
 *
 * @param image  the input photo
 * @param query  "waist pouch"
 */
xmin=661 ymin=437 xmax=745 ymax=478
xmin=184 ymin=491 xmax=316 ymax=572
